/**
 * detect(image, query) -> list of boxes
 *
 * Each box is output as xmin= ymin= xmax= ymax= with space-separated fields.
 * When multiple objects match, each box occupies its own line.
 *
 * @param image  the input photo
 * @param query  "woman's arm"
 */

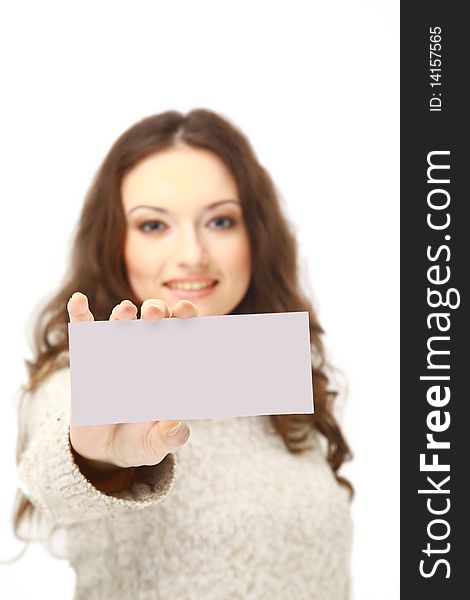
xmin=17 ymin=367 xmax=177 ymax=528
xmin=70 ymin=449 xmax=136 ymax=494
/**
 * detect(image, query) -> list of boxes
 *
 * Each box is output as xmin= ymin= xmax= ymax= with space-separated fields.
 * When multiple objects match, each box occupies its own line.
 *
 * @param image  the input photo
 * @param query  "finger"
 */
xmin=170 ymin=300 xmax=199 ymax=319
xmin=150 ymin=420 xmax=191 ymax=457
xmin=140 ymin=299 xmax=170 ymax=323
xmin=110 ymin=300 xmax=138 ymax=320
xmin=67 ymin=292 xmax=94 ymax=323
xmin=111 ymin=420 xmax=191 ymax=468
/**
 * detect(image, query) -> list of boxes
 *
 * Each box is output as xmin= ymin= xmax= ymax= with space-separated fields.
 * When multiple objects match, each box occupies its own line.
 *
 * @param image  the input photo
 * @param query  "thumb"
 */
xmin=141 ymin=420 xmax=190 ymax=466
xmin=119 ymin=421 xmax=190 ymax=467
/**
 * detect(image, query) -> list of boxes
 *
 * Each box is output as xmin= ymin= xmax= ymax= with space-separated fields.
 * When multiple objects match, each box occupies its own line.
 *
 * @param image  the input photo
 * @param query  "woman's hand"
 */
xmin=67 ymin=292 xmax=195 ymax=473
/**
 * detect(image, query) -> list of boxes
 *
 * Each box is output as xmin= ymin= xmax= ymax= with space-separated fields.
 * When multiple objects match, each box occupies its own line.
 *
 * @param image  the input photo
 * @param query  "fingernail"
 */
xmin=147 ymin=300 xmax=165 ymax=312
xmin=165 ymin=421 xmax=183 ymax=436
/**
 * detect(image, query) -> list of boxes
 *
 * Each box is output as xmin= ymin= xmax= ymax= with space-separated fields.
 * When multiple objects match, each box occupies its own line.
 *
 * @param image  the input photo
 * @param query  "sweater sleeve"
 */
xmin=16 ymin=366 xmax=177 ymax=528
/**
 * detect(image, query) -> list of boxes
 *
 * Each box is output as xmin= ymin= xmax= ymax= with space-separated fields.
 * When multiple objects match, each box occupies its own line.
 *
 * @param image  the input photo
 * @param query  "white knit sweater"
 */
xmin=17 ymin=366 xmax=352 ymax=599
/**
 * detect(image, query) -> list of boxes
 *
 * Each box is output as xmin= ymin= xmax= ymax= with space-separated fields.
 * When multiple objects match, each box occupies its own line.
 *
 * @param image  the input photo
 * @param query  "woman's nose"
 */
xmin=174 ymin=227 xmax=209 ymax=268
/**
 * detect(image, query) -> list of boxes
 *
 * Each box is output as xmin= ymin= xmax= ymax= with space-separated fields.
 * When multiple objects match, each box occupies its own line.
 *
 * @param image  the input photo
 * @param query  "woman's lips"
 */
xmin=164 ymin=281 xmax=218 ymax=300
xmin=165 ymin=276 xmax=217 ymax=284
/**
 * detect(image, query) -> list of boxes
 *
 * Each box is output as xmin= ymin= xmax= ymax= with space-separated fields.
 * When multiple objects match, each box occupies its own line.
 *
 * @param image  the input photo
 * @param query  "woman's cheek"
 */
xmin=218 ymin=227 xmax=249 ymax=258
xmin=228 ymin=233 xmax=251 ymax=275
xmin=125 ymin=236 xmax=156 ymax=279
xmin=124 ymin=238 xmax=140 ymax=275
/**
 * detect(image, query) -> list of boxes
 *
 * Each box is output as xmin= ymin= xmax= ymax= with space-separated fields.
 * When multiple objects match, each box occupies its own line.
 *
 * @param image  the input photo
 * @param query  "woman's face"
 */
xmin=121 ymin=144 xmax=252 ymax=316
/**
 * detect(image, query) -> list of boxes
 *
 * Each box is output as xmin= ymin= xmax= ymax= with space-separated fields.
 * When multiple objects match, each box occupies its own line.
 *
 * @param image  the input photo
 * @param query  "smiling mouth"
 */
xmin=164 ymin=280 xmax=218 ymax=291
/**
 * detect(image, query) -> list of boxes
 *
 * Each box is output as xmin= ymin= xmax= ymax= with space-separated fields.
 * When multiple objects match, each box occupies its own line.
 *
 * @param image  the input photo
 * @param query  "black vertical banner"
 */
xmin=401 ymin=2 xmax=468 ymax=598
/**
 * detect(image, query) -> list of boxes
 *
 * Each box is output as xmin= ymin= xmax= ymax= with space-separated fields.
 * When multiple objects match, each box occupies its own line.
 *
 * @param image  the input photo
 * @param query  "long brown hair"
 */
xmin=11 ymin=108 xmax=353 ymax=556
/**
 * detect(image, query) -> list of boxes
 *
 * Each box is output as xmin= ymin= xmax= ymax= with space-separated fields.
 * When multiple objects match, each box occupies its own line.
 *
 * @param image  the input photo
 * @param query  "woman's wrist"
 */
xmin=72 ymin=448 xmax=136 ymax=494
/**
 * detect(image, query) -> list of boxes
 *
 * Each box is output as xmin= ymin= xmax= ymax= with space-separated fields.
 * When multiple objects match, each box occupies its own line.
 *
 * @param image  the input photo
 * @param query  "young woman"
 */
xmin=12 ymin=109 xmax=353 ymax=599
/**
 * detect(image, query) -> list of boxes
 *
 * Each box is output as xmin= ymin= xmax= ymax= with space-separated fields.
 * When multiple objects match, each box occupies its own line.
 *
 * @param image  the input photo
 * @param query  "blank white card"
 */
xmin=68 ymin=311 xmax=314 ymax=426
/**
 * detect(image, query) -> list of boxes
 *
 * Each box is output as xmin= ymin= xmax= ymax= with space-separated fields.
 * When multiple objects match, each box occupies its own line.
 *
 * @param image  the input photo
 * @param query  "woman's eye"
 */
xmin=137 ymin=216 xmax=235 ymax=233
xmin=139 ymin=221 xmax=166 ymax=233
xmin=208 ymin=216 xmax=235 ymax=229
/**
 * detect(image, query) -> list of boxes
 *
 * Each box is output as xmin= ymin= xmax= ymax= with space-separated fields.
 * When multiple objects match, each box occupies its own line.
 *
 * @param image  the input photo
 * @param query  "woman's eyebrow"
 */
xmin=127 ymin=199 xmax=240 ymax=217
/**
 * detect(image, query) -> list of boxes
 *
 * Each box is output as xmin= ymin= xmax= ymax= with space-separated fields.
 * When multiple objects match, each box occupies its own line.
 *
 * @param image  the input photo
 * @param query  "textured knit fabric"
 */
xmin=17 ymin=366 xmax=353 ymax=600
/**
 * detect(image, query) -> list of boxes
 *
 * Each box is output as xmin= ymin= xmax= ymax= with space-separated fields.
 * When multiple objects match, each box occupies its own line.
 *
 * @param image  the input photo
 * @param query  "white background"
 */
xmin=0 ymin=2 xmax=399 ymax=599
